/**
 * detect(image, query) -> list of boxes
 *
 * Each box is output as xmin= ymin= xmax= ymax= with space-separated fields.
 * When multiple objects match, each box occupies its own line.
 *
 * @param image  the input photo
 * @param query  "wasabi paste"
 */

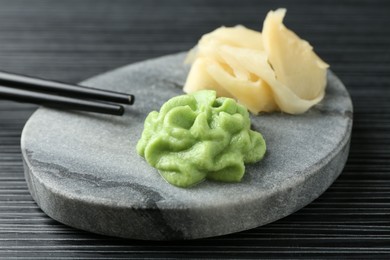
xmin=136 ymin=90 xmax=266 ymax=188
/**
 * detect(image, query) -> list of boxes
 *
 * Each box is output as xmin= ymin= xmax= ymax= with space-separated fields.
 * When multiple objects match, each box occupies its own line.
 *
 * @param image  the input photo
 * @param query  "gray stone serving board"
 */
xmin=21 ymin=53 xmax=353 ymax=240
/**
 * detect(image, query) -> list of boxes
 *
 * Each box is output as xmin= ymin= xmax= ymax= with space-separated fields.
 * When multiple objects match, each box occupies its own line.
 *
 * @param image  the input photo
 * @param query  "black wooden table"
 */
xmin=1 ymin=0 xmax=389 ymax=258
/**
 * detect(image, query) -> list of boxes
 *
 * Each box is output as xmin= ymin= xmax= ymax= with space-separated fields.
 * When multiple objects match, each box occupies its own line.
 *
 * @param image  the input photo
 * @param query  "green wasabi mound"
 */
xmin=136 ymin=90 xmax=266 ymax=188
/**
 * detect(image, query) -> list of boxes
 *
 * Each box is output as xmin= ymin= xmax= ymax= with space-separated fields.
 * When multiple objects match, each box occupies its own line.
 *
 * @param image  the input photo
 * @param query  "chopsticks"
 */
xmin=0 ymin=71 xmax=134 ymax=116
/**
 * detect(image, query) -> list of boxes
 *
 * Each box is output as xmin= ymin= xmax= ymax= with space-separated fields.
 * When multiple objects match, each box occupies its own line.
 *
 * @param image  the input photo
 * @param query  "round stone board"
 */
xmin=21 ymin=53 xmax=353 ymax=240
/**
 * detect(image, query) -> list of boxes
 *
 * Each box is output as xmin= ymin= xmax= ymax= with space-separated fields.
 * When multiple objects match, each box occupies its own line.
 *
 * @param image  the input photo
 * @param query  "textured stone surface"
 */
xmin=21 ymin=53 xmax=353 ymax=240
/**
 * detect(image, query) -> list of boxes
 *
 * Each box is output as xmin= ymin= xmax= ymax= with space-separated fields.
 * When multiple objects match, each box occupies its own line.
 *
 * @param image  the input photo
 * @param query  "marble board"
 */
xmin=21 ymin=53 xmax=353 ymax=240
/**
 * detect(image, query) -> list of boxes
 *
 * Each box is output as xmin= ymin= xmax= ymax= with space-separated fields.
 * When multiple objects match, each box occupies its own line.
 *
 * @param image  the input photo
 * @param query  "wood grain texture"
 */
xmin=0 ymin=0 xmax=389 ymax=258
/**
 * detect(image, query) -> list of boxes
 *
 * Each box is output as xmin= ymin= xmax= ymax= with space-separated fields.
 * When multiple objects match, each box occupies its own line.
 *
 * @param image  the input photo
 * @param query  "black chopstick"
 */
xmin=0 ymin=85 xmax=124 ymax=115
xmin=0 ymin=71 xmax=134 ymax=105
xmin=0 ymin=70 xmax=136 ymax=116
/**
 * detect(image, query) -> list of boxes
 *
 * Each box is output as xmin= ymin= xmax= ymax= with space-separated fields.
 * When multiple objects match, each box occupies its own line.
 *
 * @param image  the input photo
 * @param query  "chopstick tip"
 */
xmin=129 ymin=95 xmax=135 ymax=105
